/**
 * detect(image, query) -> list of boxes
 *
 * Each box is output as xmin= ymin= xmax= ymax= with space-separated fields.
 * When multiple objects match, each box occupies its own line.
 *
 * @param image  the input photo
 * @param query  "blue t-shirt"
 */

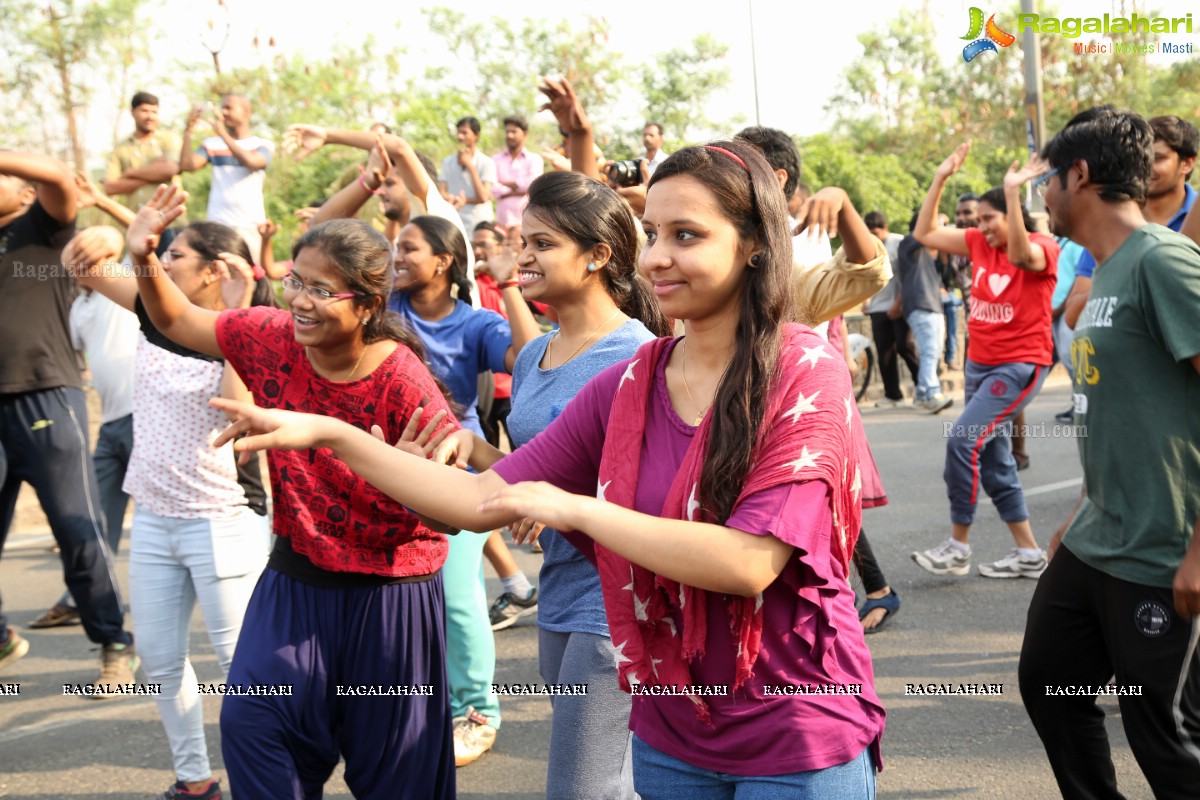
xmin=507 ymin=319 xmax=656 ymax=636
xmin=1052 ymin=239 xmax=1084 ymax=308
xmin=1076 ymin=183 xmax=1196 ymax=279
xmin=390 ymin=293 xmax=510 ymax=437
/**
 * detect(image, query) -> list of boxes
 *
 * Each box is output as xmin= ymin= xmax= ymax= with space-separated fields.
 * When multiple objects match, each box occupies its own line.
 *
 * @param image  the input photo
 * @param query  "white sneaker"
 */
xmin=453 ymin=707 xmax=497 ymax=767
xmin=911 ymin=539 xmax=971 ymax=576
xmin=875 ymin=396 xmax=906 ymax=409
xmin=978 ymin=549 xmax=1047 ymax=579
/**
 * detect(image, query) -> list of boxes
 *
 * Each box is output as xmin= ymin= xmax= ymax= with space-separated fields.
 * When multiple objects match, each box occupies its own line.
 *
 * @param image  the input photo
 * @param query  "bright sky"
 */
xmin=91 ymin=0 xmax=1197 ymax=155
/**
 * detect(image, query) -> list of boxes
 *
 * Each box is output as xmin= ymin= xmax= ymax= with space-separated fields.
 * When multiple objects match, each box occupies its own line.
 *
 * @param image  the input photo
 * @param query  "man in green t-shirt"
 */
xmin=1018 ymin=105 xmax=1200 ymax=799
xmin=103 ymin=91 xmax=182 ymax=213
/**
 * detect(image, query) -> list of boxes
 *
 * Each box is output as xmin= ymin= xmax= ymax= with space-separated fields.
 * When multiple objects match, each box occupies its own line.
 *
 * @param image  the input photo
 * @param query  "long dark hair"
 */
xmin=291 ymin=219 xmax=427 ymax=358
xmin=526 ymin=171 xmax=671 ymax=337
xmin=183 ymin=221 xmax=275 ymax=308
xmin=648 ymin=140 xmax=793 ymax=524
xmin=407 ymin=216 xmax=474 ymax=305
xmin=978 ymin=187 xmax=1037 ymax=233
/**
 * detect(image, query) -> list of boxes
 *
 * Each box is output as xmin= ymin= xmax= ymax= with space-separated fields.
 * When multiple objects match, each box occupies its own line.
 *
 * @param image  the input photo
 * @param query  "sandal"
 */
xmin=858 ymin=590 xmax=900 ymax=635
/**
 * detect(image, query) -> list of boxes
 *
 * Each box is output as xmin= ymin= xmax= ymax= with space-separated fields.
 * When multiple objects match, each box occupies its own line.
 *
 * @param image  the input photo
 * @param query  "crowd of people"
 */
xmin=0 ymin=76 xmax=1197 ymax=800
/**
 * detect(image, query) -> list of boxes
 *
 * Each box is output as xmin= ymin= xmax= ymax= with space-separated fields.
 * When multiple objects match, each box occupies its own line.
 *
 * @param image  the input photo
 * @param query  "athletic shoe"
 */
xmin=1055 ymin=408 xmax=1075 ymax=424
xmin=874 ymin=396 xmax=906 ymax=409
xmin=0 ymin=628 xmax=30 ymax=673
xmin=918 ymin=394 xmax=954 ymax=414
xmin=489 ymin=588 xmax=538 ymax=631
xmin=89 ymin=640 xmax=140 ymax=699
xmin=911 ymin=539 xmax=971 ymax=576
xmin=978 ymin=549 xmax=1047 ymax=579
xmin=155 ymin=779 xmax=223 ymax=799
xmin=453 ymin=707 xmax=497 ymax=767
xmin=29 ymin=602 xmax=81 ymax=628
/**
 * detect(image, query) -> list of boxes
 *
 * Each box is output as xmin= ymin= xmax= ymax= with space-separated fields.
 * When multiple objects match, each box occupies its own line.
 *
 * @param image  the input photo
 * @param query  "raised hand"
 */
xmin=257 ymin=220 xmax=278 ymax=240
xmin=186 ymin=105 xmax=205 ymax=132
xmin=283 ymin=124 xmax=328 ymax=160
xmin=364 ymin=134 xmax=392 ymax=189
xmin=794 ymin=187 xmax=849 ymax=240
xmin=537 ymin=76 xmax=589 ymax=134
xmin=481 ymin=246 xmax=518 ymax=283
xmin=210 ymin=112 xmax=229 ymax=139
xmin=127 ymin=184 xmax=187 ymax=258
xmin=542 ymin=149 xmax=571 ymax=172
xmin=1004 ymin=155 xmax=1051 ymax=191
xmin=936 ymin=141 xmax=972 ymax=180
xmin=73 ymin=172 xmax=101 ymax=208
xmin=213 ymin=251 xmax=256 ymax=309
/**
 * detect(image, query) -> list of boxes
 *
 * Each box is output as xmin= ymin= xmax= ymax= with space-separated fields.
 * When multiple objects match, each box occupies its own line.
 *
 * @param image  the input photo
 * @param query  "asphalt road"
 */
xmin=0 ymin=370 xmax=1154 ymax=799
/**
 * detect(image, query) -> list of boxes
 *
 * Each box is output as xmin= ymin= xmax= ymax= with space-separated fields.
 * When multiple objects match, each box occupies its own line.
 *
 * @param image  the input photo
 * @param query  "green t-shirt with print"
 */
xmin=1063 ymin=224 xmax=1200 ymax=588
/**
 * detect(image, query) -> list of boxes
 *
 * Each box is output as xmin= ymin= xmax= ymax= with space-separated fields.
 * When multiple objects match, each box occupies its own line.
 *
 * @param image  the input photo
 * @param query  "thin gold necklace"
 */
xmin=307 ymin=345 xmax=368 ymax=382
xmin=548 ymin=309 xmax=621 ymax=369
xmin=680 ymin=340 xmax=714 ymax=426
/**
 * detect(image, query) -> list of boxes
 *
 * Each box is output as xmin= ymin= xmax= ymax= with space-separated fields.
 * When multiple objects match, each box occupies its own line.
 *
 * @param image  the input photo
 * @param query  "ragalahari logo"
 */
xmin=962 ymin=7 xmax=1016 ymax=62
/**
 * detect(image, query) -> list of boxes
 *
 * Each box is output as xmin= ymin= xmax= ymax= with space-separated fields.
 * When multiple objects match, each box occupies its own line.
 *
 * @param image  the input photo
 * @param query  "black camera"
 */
xmin=608 ymin=158 xmax=646 ymax=188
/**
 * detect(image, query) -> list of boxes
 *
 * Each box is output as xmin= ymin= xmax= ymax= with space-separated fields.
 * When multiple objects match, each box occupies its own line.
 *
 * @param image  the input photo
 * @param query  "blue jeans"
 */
xmin=632 ymin=735 xmax=875 ymax=800
xmin=905 ymin=308 xmax=945 ymax=401
xmin=943 ymin=296 xmax=962 ymax=363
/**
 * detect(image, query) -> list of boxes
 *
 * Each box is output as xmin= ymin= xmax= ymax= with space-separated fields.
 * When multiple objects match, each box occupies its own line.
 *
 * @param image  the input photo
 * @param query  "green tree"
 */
xmin=0 ymin=0 xmax=147 ymax=167
xmin=640 ymin=34 xmax=732 ymax=145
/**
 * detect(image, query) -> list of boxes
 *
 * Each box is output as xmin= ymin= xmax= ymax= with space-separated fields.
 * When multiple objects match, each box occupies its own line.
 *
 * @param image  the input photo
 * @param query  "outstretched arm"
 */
xmin=914 ymin=143 xmax=971 ymax=257
xmin=127 ymin=185 xmax=224 ymax=357
xmin=213 ymin=400 xmax=795 ymax=597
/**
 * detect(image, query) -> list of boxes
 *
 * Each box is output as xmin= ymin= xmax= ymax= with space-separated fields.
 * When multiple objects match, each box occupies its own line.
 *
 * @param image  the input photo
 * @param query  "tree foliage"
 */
xmin=640 ymin=34 xmax=733 ymax=147
xmin=823 ymin=2 xmax=1199 ymax=231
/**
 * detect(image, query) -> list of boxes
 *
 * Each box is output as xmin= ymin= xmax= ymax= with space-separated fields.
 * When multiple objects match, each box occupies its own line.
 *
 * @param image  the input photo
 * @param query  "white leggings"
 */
xmin=129 ymin=505 xmax=269 ymax=782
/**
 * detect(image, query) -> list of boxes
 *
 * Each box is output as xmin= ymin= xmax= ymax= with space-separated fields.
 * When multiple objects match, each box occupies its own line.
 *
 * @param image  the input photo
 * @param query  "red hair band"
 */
xmin=704 ymin=145 xmax=748 ymax=171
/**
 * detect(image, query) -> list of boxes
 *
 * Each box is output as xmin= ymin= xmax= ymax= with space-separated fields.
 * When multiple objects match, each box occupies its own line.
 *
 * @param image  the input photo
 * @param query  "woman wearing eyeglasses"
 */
xmin=62 ymin=220 xmax=273 ymax=800
xmin=909 ymin=143 xmax=1060 ymax=582
xmin=126 ymin=185 xmax=461 ymax=800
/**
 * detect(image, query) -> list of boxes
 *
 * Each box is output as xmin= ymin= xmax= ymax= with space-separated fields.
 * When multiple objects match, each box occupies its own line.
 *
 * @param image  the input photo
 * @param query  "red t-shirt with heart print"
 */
xmin=963 ymin=227 xmax=1058 ymax=366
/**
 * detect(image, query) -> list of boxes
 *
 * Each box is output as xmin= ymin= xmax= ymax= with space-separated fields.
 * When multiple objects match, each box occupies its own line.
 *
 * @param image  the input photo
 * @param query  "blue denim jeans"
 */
xmin=905 ymin=308 xmax=946 ymax=401
xmin=632 ymin=735 xmax=875 ymax=800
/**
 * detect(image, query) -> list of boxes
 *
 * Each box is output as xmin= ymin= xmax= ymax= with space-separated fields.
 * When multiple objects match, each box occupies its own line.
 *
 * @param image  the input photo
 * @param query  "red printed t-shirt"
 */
xmin=493 ymin=345 xmax=885 ymax=776
xmin=964 ymin=227 xmax=1058 ymax=366
xmin=216 ymin=306 xmax=458 ymax=577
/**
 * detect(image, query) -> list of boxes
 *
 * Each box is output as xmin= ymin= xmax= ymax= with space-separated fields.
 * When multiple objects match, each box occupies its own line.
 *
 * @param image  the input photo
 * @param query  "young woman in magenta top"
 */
xmin=215 ymin=141 xmax=885 ymax=798
xmin=127 ymin=189 xmax=460 ymax=800
xmin=440 ymin=169 xmax=672 ymax=799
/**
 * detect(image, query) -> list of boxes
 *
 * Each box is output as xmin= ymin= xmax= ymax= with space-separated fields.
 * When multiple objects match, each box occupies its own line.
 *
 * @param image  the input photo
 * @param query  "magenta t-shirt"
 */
xmin=494 ymin=340 xmax=885 ymax=775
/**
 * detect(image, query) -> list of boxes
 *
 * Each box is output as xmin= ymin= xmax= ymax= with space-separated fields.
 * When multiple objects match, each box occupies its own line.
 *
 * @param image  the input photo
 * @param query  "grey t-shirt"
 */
xmin=897 ymin=235 xmax=943 ymax=316
xmin=505 ymin=319 xmax=656 ymax=636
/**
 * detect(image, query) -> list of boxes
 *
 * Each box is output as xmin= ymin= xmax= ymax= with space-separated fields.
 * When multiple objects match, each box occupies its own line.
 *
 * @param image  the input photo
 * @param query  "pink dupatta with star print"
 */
xmin=594 ymin=324 xmax=861 ymax=722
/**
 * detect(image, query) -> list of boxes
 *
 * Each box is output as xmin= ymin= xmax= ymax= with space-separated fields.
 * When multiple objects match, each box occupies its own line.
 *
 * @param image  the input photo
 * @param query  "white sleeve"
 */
xmin=421 ymin=185 xmax=480 ymax=308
